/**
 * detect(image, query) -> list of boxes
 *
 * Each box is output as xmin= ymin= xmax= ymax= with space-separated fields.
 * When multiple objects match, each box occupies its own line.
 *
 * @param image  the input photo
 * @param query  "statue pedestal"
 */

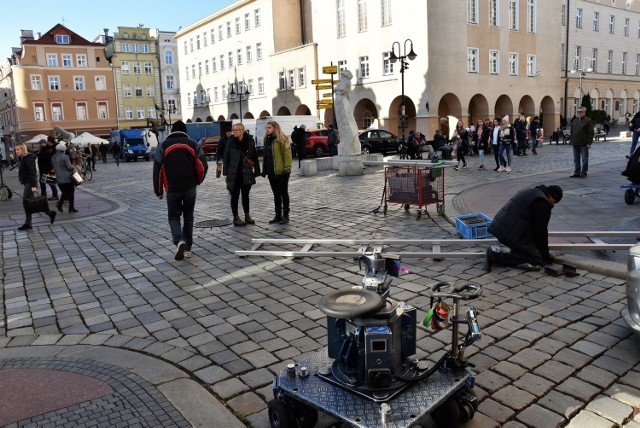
xmin=337 ymin=155 xmax=364 ymax=176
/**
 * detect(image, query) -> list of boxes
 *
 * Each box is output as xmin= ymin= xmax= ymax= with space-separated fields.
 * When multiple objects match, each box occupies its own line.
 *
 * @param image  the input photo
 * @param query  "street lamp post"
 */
xmin=570 ymin=57 xmax=593 ymax=112
xmin=389 ymin=39 xmax=417 ymax=144
xmin=229 ymin=81 xmax=250 ymax=123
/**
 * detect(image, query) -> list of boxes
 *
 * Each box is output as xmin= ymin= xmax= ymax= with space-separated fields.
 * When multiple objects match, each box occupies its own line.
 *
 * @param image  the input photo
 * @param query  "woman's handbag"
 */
xmin=72 ymin=170 xmax=84 ymax=186
xmin=24 ymin=192 xmax=49 ymax=215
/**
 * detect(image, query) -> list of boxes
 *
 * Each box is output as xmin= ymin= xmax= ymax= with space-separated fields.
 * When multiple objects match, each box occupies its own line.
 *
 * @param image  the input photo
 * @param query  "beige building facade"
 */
xmin=151 ymin=29 xmax=182 ymax=128
xmin=0 ymin=25 xmax=117 ymax=155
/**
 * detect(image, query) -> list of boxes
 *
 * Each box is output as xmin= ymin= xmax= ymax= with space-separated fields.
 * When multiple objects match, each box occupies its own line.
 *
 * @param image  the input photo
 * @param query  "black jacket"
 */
xmin=488 ymin=186 xmax=554 ymax=261
xmin=223 ymin=133 xmax=260 ymax=191
xmin=37 ymin=145 xmax=56 ymax=175
xmin=18 ymin=152 xmax=39 ymax=187
xmin=153 ymin=131 xmax=208 ymax=195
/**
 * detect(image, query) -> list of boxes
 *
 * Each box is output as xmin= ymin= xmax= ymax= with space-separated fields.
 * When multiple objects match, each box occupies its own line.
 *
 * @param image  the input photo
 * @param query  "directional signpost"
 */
xmin=316 ymin=64 xmax=338 ymax=125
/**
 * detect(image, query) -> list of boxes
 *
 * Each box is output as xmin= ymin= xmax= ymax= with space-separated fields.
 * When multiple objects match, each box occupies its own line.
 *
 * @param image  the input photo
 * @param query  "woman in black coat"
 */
xmin=472 ymin=119 xmax=491 ymax=169
xmin=223 ymin=123 xmax=261 ymax=226
xmin=51 ymin=143 xmax=78 ymax=213
xmin=15 ymin=143 xmax=56 ymax=230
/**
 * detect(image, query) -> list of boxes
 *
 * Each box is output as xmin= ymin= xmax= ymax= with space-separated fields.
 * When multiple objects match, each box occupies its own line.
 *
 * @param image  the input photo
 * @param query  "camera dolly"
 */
xmin=268 ymin=250 xmax=484 ymax=427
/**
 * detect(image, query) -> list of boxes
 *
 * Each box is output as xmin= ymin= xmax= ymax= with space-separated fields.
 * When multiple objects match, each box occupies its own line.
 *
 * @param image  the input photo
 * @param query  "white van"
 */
xmin=254 ymin=115 xmax=322 ymax=151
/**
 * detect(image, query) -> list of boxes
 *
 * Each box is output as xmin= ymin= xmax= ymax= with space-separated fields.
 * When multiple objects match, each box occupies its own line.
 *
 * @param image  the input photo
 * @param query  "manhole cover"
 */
xmin=195 ymin=219 xmax=233 ymax=228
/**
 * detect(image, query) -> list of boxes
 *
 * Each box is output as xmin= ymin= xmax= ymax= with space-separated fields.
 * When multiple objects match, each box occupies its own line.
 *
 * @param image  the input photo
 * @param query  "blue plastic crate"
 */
xmin=455 ymin=213 xmax=493 ymax=239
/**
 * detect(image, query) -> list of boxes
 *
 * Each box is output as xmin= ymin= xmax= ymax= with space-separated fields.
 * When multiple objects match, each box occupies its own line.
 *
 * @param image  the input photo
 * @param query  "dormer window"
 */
xmin=55 ymin=34 xmax=70 ymax=45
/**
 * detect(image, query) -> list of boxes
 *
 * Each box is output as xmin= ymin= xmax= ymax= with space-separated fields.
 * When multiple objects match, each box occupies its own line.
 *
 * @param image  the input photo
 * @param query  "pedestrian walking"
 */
xmin=223 ymin=123 xmax=260 ymax=226
xmin=153 ymin=120 xmax=208 ymax=260
xmin=37 ymin=137 xmax=60 ymax=201
xmin=100 ymin=142 xmax=108 ymax=163
xmin=569 ymin=106 xmax=594 ymax=178
xmin=629 ymin=112 xmax=640 ymax=156
xmin=111 ymin=141 xmax=122 ymax=166
xmin=452 ymin=120 xmax=468 ymax=170
xmin=15 ymin=142 xmax=56 ymax=230
xmin=472 ymin=119 xmax=490 ymax=169
xmin=327 ymin=124 xmax=338 ymax=156
xmin=486 ymin=184 xmax=563 ymax=272
xmin=498 ymin=116 xmax=514 ymax=172
xmin=52 ymin=143 xmax=78 ymax=214
xmin=261 ymin=121 xmax=292 ymax=224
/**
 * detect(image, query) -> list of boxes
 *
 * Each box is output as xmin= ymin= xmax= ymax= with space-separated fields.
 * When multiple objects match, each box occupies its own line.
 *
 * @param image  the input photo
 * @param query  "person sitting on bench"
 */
xmin=485 ymin=184 xmax=563 ymax=272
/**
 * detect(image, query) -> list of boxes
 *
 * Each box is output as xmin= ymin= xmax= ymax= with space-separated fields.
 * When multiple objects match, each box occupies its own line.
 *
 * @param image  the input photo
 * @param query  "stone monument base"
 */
xmin=336 ymin=155 xmax=364 ymax=176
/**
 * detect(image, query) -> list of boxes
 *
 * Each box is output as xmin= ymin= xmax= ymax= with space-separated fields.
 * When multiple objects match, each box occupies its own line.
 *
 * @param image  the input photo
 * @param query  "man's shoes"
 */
xmin=569 ymin=174 xmax=580 ymax=178
xmin=484 ymin=248 xmax=495 ymax=272
xmin=69 ymin=208 xmax=78 ymax=213
xmin=244 ymin=214 xmax=255 ymax=225
xmin=279 ymin=217 xmax=289 ymax=225
xmin=453 ymin=166 xmax=459 ymax=171
xmin=49 ymin=211 xmax=56 ymax=224
xmin=479 ymin=164 xmax=484 ymax=169
xmin=517 ymin=263 xmax=542 ymax=271
xmin=462 ymin=164 xmax=467 ymax=169
xmin=580 ymin=174 xmax=587 ymax=178
xmin=269 ymin=216 xmax=282 ymax=224
xmin=17 ymin=224 xmax=32 ymax=231
xmin=48 ymin=196 xmax=58 ymax=201
xmin=184 ymin=251 xmax=192 ymax=258
xmin=57 ymin=205 xmax=63 ymax=213
xmin=233 ymin=216 xmax=247 ymax=226
xmin=175 ymin=240 xmax=186 ymax=260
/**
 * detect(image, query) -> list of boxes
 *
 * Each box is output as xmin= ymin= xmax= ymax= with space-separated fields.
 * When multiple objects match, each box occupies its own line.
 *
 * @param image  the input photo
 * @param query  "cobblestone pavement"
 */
xmin=1 ymin=135 xmax=639 ymax=427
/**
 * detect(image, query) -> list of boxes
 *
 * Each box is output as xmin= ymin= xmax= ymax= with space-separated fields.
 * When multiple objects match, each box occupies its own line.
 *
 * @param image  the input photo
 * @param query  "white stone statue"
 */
xmin=335 ymin=70 xmax=360 ymax=156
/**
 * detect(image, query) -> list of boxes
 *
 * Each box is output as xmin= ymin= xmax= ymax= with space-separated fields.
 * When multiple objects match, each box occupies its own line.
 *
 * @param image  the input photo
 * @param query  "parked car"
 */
xmin=303 ymin=129 xmax=339 ymax=157
xmin=358 ymin=129 xmax=403 ymax=155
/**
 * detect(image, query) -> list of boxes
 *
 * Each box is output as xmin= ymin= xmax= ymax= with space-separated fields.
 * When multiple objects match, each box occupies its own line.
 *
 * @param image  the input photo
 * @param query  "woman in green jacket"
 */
xmin=223 ymin=123 xmax=261 ymax=226
xmin=261 ymin=121 xmax=292 ymax=224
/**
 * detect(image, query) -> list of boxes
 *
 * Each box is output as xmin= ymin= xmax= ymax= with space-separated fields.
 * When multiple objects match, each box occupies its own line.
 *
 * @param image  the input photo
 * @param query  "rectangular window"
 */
xmin=246 ymin=46 xmax=252 ymax=63
xmin=52 ymin=104 xmax=63 ymax=121
xmin=359 ymin=56 xmax=370 ymax=78
xmin=237 ymin=49 xmax=242 ymax=65
xmin=48 ymin=76 xmax=60 ymax=90
xmin=146 ymin=84 xmax=154 ymax=97
xmin=135 ymin=84 xmax=143 ymax=97
xmin=247 ymin=79 xmax=254 ymax=95
xmin=95 ymin=76 xmax=106 ymax=90
xmin=358 ymin=0 xmax=368 ymax=32
xmin=609 ymin=15 xmax=615 ymax=34
xmin=144 ymin=62 xmax=152 ymax=74
xmin=381 ymin=0 xmax=391 ymax=26
xmin=576 ymin=8 xmax=583 ymax=28
xmin=55 ymin=34 xmax=69 ymax=45
xmin=213 ymin=57 xmax=217 ymax=72
xmin=76 ymin=54 xmax=87 ymax=67
xmin=592 ymin=48 xmax=598 ymax=73
xmin=97 ymin=102 xmax=108 ymax=119
xmin=31 ymin=75 xmax=42 ymax=90
xmin=468 ymin=0 xmax=478 ymax=24
xmin=211 ymin=29 xmax=215 ymax=44
xmin=226 ymin=21 xmax=232 ymax=38
xmin=593 ymin=12 xmax=600 ymax=31
xmin=228 ymin=51 xmax=233 ymax=68
xmin=214 ymin=87 xmax=219 ymax=103
xmin=258 ymin=77 xmax=265 ymax=94
xmin=527 ymin=54 xmax=536 ymax=76
xmin=62 ymin=54 xmax=72 ymax=67
xmin=196 ymin=35 xmax=201 ymax=50
xmin=256 ymin=43 xmax=263 ymax=60
xmin=137 ymin=107 xmax=145 ymax=119
xmin=624 ymin=18 xmax=630 ymax=36
xmin=192 ymin=64 xmax=196 ymax=78
xmin=245 ymin=13 xmax=251 ymax=31
xmin=298 ymin=68 xmax=305 ymax=87
xmin=125 ymin=107 xmax=133 ymax=119
xmin=509 ymin=52 xmax=518 ymax=75
xmin=288 ymin=69 xmax=295 ymax=89
xmin=142 ymin=44 xmax=149 ymax=53
xmin=183 ymin=41 xmax=187 ymax=55
xmin=383 ymin=52 xmax=394 ymax=75
xmin=189 ymin=39 xmax=193 ymax=52
xmin=622 ymin=52 xmax=628 ymax=75
xmin=205 ymin=59 xmax=210 ymax=74
xmin=527 ymin=0 xmax=536 ymax=33
xmin=489 ymin=50 xmax=500 ymax=74
xmin=338 ymin=60 xmax=348 ymax=71
xmin=166 ymin=75 xmax=174 ymax=90
xmin=222 ymin=85 xmax=227 ymax=101
xmin=198 ymin=62 xmax=202 ymax=76
xmin=123 ymin=43 xmax=130 ymax=53
xmin=279 ymin=70 xmax=286 ymax=90
xmin=608 ymin=50 xmax=613 ymax=73
xmin=337 ymin=0 xmax=346 ymax=37
xmin=133 ymin=62 xmax=141 ymax=75
xmin=185 ymin=66 xmax=189 ymax=80
xmin=561 ymin=43 xmax=565 ymax=71
xmin=124 ymin=84 xmax=132 ymax=97
xmin=132 ymin=43 xmax=139 ymax=53
xmin=636 ymin=54 xmax=640 ymax=76
xmin=236 ymin=17 xmax=241 ymax=34
xmin=76 ymin=104 xmax=87 ymax=120
xmin=467 ymin=48 xmax=478 ymax=72
xmin=255 ymin=8 xmax=261 ymax=26
xmin=509 ymin=0 xmax=519 ymax=30
xmin=489 ymin=0 xmax=499 ymax=27
xmin=34 ymin=104 xmax=45 ymax=121
xmin=121 ymin=61 xmax=130 ymax=75
xmin=562 ymin=5 xmax=566 ymax=26
xmin=220 ymin=55 xmax=225 ymax=70
xmin=148 ymin=107 xmax=155 ymax=119
xmin=218 ymin=25 xmax=223 ymax=41
xmin=47 ymin=54 xmax=58 ymax=67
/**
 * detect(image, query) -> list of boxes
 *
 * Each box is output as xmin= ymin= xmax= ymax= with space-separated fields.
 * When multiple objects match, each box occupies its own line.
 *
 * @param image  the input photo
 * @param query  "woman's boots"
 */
xmin=233 ymin=216 xmax=246 ymax=226
xmin=279 ymin=209 xmax=289 ymax=224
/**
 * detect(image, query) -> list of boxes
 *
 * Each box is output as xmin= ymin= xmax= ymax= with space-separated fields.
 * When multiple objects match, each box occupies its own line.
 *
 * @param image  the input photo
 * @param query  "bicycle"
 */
xmin=611 ymin=118 xmax=619 ymax=128
xmin=0 ymin=162 xmax=13 ymax=201
xmin=80 ymin=156 xmax=93 ymax=181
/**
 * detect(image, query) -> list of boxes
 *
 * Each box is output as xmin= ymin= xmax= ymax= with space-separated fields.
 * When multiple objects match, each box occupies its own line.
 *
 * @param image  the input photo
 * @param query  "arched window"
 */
xmin=363 ymin=110 xmax=374 ymax=129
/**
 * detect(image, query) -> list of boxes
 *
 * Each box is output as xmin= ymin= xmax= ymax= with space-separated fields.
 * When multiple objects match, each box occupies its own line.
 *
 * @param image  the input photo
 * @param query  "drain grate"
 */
xmin=195 ymin=218 xmax=233 ymax=228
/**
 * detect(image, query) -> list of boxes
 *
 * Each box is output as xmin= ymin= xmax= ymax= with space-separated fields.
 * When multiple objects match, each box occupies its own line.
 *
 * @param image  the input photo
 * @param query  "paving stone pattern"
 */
xmin=1 ymin=138 xmax=640 ymax=427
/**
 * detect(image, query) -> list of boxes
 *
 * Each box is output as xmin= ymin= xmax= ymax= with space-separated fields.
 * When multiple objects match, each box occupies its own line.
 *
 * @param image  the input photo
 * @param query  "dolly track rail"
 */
xmin=235 ymin=232 xmax=639 ymax=259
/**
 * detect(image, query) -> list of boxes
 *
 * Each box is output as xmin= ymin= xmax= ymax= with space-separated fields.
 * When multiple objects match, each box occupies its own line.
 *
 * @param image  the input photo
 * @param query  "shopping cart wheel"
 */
xmin=383 ymin=204 xmax=388 ymax=215
xmin=625 ymin=189 xmax=636 ymax=205
xmin=404 ymin=204 xmax=410 ymax=211
xmin=437 ymin=203 xmax=445 ymax=215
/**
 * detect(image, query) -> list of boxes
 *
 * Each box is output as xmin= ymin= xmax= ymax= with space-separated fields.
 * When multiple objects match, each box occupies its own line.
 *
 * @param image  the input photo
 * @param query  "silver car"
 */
xmin=621 ymin=243 xmax=640 ymax=333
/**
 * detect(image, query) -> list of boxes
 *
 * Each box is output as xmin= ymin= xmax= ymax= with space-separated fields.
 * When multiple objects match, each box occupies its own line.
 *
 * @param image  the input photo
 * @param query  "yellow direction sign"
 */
xmin=322 ymin=93 xmax=333 ymax=98
xmin=322 ymin=65 xmax=338 ymax=74
xmin=316 ymin=84 xmax=333 ymax=90
xmin=317 ymin=104 xmax=333 ymax=109
xmin=311 ymin=79 xmax=332 ymax=84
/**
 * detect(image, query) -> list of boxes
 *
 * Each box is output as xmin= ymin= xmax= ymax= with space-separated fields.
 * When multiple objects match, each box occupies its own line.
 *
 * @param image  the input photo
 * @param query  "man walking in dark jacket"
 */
xmin=153 ymin=120 xmax=208 ymax=260
xmin=485 ymin=184 xmax=563 ymax=271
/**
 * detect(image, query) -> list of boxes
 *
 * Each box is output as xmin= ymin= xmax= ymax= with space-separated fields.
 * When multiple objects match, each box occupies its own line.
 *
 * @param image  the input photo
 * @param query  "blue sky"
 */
xmin=0 ymin=0 xmax=230 ymax=58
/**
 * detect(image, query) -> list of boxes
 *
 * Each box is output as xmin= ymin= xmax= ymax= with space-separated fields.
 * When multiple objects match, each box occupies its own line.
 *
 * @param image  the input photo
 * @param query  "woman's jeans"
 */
xmin=498 ymin=143 xmax=511 ymax=166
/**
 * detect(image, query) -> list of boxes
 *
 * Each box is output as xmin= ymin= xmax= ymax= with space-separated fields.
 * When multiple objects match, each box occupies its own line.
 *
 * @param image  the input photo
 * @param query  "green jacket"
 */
xmin=270 ymin=139 xmax=292 ymax=175
xmin=570 ymin=116 xmax=594 ymax=146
